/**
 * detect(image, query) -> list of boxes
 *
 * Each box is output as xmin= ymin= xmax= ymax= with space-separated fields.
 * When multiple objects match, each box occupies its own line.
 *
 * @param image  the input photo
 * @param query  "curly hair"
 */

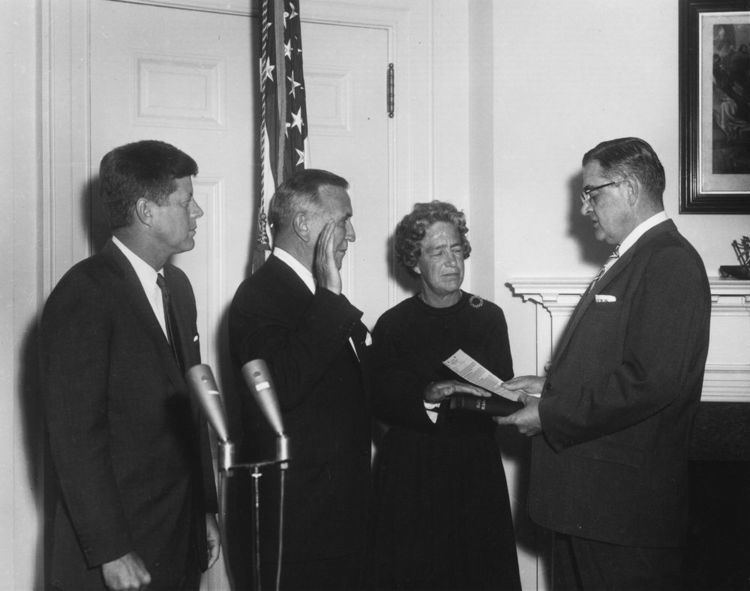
xmin=395 ymin=201 xmax=471 ymax=271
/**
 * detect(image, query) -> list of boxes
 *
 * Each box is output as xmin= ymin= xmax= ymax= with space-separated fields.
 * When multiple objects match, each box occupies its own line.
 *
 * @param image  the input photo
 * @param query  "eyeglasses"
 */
xmin=580 ymin=180 xmax=623 ymax=205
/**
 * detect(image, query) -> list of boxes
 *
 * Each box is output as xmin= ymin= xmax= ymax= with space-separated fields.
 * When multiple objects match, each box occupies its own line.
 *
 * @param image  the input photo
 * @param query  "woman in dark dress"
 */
xmin=370 ymin=201 xmax=521 ymax=591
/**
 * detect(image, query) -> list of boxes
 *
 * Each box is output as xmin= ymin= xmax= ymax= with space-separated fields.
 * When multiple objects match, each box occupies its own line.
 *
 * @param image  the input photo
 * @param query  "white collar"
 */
xmin=273 ymin=247 xmax=315 ymax=294
xmin=112 ymin=235 xmax=162 ymax=287
xmin=112 ymin=236 xmax=170 ymax=337
xmin=617 ymin=211 xmax=669 ymax=256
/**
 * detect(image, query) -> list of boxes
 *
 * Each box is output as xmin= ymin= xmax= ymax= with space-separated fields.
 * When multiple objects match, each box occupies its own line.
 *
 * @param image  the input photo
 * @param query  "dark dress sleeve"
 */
xmin=371 ymin=308 xmax=438 ymax=431
xmin=481 ymin=305 xmax=514 ymax=382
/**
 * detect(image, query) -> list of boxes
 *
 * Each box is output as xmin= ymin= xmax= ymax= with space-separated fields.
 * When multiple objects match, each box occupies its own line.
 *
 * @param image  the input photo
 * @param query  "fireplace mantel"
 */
xmin=508 ymin=277 xmax=750 ymax=402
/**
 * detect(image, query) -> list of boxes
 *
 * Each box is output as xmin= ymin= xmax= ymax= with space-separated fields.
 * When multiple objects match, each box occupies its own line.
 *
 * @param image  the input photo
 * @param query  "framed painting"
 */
xmin=680 ymin=0 xmax=750 ymax=213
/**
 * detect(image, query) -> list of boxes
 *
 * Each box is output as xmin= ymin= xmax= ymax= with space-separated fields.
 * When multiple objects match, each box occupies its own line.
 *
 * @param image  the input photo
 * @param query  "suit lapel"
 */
xmin=275 ymin=256 xmax=313 ymax=296
xmin=163 ymin=265 xmax=199 ymax=371
xmin=102 ymin=242 xmax=186 ymax=388
xmin=551 ymin=220 xmax=675 ymax=367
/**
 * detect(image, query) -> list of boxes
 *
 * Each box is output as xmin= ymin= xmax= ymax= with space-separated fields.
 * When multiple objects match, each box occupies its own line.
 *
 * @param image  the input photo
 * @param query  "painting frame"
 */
xmin=680 ymin=0 xmax=750 ymax=213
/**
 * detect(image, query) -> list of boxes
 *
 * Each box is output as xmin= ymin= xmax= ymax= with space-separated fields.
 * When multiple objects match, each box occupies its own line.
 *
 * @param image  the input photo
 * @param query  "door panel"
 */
xmin=303 ymin=20 xmax=393 ymax=328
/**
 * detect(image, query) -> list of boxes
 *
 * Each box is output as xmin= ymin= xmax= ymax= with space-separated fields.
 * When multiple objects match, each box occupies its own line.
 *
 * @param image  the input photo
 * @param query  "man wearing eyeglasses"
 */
xmin=496 ymin=137 xmax=711 ymax=590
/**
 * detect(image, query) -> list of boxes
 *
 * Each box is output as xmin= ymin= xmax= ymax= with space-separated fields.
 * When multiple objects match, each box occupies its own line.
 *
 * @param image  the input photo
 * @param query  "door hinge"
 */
xmin=387 ymin=63 xmax=394 ymax=118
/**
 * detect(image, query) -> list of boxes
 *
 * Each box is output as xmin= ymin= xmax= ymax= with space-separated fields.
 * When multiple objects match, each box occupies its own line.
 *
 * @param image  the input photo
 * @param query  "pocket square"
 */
xmin=193 ymin=334 xmax=199 ymax=342
xmin=595 ymin=294 xmax=617 ymax=303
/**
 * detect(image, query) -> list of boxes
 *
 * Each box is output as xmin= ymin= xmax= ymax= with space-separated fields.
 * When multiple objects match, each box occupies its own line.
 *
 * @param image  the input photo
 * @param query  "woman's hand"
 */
xmin=423 ymin=380 xmax=491 ymax=403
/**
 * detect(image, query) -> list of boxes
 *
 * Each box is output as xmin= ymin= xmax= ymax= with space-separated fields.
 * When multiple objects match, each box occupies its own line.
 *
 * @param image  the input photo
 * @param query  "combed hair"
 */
xmin=268 ymin=169 xmax=349 ymax=234
xmin=395 ymin=200 xmax=471 ymax=271
xmin=99 ymin=140 xmax=198 ymax=230
xmin=582 ymin=137 xmax=665 ymax=204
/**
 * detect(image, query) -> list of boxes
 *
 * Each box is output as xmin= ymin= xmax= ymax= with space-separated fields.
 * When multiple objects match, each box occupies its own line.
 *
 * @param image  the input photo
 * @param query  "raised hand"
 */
xmin=314 ymin=220 xmax=342 ymax=295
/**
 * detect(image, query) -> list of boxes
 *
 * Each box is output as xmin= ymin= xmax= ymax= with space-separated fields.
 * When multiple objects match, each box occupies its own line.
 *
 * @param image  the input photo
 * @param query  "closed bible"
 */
xmin=449 ymin=394 xmax=523 ymax=417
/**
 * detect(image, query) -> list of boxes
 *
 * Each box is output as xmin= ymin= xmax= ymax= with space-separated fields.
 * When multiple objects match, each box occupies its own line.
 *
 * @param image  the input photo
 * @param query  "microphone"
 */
xmin=241 ymin=359 xmax=289 ymax=463
xmin=186 ymin=364 xmax=234 ymax=471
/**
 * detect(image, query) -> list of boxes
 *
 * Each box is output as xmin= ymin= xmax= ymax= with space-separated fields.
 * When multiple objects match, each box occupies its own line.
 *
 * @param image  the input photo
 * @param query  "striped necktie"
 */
xmin=587 ymin=246 xmax=620 ymax=292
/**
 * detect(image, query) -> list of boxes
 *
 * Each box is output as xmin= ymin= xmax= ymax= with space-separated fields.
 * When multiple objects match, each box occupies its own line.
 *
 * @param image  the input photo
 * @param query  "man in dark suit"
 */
xmin=41 ymin=140 xmax=220 ymax=591
xmin=497 ymin=138 xmax=711 ymax=590
xmin=228 ymin=169 xmax=370 ymax=590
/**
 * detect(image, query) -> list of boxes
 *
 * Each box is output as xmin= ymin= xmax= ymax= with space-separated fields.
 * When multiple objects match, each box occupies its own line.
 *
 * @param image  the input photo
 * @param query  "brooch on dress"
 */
xmin=469 ymin=295 xmax=484 ymax=308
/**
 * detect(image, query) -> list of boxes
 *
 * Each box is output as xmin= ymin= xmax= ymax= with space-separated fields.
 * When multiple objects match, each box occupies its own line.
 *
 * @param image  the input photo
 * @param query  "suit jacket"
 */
xmin=41 ymin=240 xmax=217 ymax=590
xmin=228 ymin=254 xmax=371 ymax=563
xmin=529 ymin=220 xmax=711 ymax=547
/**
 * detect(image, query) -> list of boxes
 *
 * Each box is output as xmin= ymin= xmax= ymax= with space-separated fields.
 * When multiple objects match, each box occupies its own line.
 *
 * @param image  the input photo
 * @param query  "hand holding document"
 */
xmin=442 ymin=349 xmax=527 ymax=416
xmin=442 ymin=349 xmax=518 ymax=401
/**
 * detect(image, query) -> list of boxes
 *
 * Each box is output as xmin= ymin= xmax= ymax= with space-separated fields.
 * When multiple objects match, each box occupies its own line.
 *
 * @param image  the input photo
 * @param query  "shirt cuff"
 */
xmin=424 ymin=401 xmax=440 ymax=424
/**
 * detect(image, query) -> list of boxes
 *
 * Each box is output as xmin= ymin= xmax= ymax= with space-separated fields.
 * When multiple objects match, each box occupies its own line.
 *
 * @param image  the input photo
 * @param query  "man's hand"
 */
xmin=423 ymin=380 xmax=491 ymax=404
xmin=206 ymin=514 xmax=221 ymax=569
xmin=102 ymin=552 xmax=151 ymax=591
xmin=499 ymin=375 xmax=545 ymax=397
xmin=314 ymin=221 xmax=342 ymax=295
xmin=494 ymin=392 xmax=542 ymax=436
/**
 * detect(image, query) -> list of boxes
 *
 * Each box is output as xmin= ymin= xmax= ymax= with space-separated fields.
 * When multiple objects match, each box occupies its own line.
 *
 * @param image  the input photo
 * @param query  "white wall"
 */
xmin=492 ymin=0 xmax=749 ymax=364
xmin=4 ymin=1 xmax=749 ymax=589
xmin=1 ymin=0 xmax=43 ymax=588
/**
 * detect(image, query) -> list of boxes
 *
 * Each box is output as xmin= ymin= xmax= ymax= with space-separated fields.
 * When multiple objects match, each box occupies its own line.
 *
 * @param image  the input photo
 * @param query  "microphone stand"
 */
xmin=187 ymin=363 xmax=289 ymax=591
xmin=218 ymin=437 xmax=289 ymax=591
xmin=252 ymin=466 xmax=262 ymax=591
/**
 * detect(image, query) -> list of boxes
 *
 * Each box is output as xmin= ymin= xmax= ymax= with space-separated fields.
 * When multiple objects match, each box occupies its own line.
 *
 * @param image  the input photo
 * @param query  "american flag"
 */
xmin=253 ymin=0 xmax=309 ymax=273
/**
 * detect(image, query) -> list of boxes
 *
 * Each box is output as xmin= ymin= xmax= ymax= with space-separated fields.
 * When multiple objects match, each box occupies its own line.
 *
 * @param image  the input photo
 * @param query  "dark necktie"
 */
xmin=156 ymin=274 xmax=183 ymax=370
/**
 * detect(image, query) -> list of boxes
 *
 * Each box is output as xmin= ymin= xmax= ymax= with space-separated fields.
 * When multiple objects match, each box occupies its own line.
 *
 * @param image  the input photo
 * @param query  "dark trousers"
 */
xmin=260 ymin=554 xmax=363 ymax=591
xmin=553 ymin=532 xmax=684 ymax=591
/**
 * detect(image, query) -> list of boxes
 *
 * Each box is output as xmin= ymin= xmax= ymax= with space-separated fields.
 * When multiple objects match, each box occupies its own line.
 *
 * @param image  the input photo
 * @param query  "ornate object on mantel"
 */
xmin=507 ymin=277 xmax=750 ymax=403
xmin=719 ymin=235 xmax=750 ymax=279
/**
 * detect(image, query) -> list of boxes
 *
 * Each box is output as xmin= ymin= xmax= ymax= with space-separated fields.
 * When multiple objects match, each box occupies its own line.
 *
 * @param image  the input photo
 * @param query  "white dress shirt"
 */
xmin=112 ymin=236 xmax=169 ymax=338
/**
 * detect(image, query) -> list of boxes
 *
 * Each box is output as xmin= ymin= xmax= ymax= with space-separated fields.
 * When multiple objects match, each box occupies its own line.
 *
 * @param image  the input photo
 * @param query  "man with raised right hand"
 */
xmin=228 ymin=169 xmax=370 ymax=590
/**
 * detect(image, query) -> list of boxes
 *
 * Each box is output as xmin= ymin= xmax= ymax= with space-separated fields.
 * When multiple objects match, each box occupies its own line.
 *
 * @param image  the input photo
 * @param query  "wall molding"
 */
xmin=108 ymin=0 xmax=257 ymax=16
xmin=508 ymin=277 xmax=750 ymax=402
xmin=42 ymin=0 xmax=93 ymax=293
